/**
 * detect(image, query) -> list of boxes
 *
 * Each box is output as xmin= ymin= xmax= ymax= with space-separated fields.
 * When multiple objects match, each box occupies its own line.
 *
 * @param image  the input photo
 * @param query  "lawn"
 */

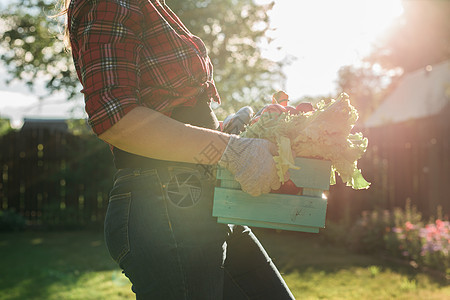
xmin=0 ymin=229 xmax=448 ymax=300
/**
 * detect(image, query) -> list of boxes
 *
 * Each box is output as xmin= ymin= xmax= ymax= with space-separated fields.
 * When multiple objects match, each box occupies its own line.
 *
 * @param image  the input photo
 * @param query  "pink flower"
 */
xmin=393 ymin=227 xmax=403 ymax=233
xmin=425 ymin=224 xmax=438 ymax=235
xmin=405 ymin=221 xmax=415 ymax=231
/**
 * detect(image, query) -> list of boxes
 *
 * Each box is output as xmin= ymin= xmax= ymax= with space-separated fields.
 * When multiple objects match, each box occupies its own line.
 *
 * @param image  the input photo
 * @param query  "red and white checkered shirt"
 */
xmin=68 ymin=0 xmax=220 ymax=135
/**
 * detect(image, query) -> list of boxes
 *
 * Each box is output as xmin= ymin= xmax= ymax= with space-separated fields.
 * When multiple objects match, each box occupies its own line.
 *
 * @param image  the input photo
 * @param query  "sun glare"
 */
xmin=265 ymin=0 xmax=404 ymax=97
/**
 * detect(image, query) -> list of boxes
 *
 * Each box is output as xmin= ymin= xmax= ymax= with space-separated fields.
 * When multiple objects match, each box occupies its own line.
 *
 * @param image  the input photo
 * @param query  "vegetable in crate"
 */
xmin=242 ymin=93 xmax=370 ymax=190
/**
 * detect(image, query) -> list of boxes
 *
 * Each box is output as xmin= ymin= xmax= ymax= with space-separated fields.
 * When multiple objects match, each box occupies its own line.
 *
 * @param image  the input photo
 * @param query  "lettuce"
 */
xmin=273 ymin=136 xmax=299 ymax=183
xmin=242 ymin=93 xmax=370 ymax=190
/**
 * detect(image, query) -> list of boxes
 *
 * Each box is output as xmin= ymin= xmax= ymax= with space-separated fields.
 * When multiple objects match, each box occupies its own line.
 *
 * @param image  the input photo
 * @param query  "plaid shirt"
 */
xmin=68 ymin=0 xmax=220 ymax=135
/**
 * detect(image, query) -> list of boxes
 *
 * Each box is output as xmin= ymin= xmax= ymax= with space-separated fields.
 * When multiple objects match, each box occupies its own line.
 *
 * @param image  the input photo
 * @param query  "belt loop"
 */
xmin=158 ymin=166 xmax=173 ymax=186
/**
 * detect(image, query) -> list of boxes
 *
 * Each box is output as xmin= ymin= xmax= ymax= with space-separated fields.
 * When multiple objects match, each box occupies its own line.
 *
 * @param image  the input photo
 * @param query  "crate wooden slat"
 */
xmin=216 ymin=217 xmax=322 ymax=233
xmin=213 ymin=157 xmax=331 ymax=233
xmin=288 ymin=158 xmax=332 ymax=191
xmin=213 ymin=187 xmax=328 ymax=231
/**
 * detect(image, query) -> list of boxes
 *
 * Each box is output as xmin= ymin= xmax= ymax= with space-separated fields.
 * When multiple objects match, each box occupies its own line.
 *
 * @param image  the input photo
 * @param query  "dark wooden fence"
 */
xmin=327 ymin=107 xmax=450 ymax=222
xmin=1 ymin=110 xmax=449 ymax=230
xmin=0 ymin=121 xmax=115 ymax=229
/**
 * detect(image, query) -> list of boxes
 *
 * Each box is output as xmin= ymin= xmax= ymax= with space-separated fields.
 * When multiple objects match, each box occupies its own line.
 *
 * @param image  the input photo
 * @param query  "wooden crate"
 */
xmin=213 ymin=157 xmax=331 ymax=233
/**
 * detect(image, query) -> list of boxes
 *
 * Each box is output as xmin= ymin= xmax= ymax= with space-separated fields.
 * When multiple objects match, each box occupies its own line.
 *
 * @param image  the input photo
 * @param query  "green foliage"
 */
xmin=346 ymin=201 xmax=423 ymax=254
xmin=66 ymin=119 xmax=94 ymax=136
xmin=40 ymin=203 xmax=83 ymax=229
xmin=336 ymin=64 xmax=392 ymax=123
xmin=347 ymin=209 xmax=394 ymax=254
xmin=0 ymin=118 xmax=13 ymax=136
xmin=170 ymin=0 xmax=287 ymax=115
xmin=326 ymin=201 xmax=450 ymax=277
xmin=0 ymin=0 xmax=80 ymax=99
xmin=0 ymin=209 xmax=26 ymax=231
xmin=319 ymin=220 xmax=350 ymax=247
xmin=0 ymin=0 xmax=287 ymax=115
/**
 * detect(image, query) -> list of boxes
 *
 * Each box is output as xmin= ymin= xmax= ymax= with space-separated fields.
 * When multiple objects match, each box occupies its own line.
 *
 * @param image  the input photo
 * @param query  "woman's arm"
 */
xmin=99 ymin=106 xmax=230 ymax=164
xmin=99 ymin=105 xmax=282 ymax=196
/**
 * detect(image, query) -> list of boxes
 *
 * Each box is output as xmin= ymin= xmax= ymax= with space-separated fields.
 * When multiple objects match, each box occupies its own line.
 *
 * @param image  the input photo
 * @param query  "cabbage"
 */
xmin=242 ymin=93 xmax=370 ymax=190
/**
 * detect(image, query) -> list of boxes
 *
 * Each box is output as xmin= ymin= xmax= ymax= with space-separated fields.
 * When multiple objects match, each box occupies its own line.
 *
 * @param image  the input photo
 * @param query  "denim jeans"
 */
xmin=104 ymin=164 xmax=294 ymax=299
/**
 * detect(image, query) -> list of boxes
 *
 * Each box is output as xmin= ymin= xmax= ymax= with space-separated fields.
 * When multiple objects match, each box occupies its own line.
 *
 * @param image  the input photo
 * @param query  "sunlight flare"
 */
xmin=264 ymin=0 xmax=404 ymax=97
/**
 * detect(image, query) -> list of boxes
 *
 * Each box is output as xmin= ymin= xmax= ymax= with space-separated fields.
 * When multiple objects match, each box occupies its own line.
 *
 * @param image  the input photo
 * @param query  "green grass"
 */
xmin=256 ymin=229 xmax=450 ymax=300
xmin=0 ymin=230 xmax=134 ymax=300
xmin=0 ymin=229 xmax=448 ymax=300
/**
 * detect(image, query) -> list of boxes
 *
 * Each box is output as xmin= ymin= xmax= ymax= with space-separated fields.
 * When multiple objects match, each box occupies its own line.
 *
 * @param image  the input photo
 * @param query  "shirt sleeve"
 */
xmin=69 ymin=0 xmax=144 ymax=135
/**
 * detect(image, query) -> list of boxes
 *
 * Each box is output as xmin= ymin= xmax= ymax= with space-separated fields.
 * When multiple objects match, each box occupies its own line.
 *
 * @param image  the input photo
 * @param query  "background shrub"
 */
xmin=0 ymin=209 xmax=26 ymax=232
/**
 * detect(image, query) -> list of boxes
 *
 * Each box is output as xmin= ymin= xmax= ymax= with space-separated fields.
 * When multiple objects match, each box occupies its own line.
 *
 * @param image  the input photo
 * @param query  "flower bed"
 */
xmin=323 ymin=202 xmax=449 ymax=280
xmin=387 ymin=219 xmax=450 ymax=276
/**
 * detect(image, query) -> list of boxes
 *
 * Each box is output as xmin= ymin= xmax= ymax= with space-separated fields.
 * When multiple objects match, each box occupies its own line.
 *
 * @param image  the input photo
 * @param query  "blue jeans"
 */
xmin=104 ymin=164 xmax=294 ymax=299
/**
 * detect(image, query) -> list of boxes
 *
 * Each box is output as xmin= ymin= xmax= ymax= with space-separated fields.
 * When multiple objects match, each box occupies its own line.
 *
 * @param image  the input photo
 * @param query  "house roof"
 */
xmin=20 ymin=118 xmax=69 ymax=133
xmin=364 ymin=60 xmax=450 ymax=128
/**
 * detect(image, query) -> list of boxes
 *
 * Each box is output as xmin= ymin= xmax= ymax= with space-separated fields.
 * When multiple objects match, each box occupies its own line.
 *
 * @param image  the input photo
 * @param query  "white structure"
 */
xmin=365 ymin=60 xmax=450 ymax=128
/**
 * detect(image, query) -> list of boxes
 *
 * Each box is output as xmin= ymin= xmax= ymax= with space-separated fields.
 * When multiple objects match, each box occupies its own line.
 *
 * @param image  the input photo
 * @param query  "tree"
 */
xmin=169 ymin=0 xmax=287 ymax=117
xmin=0 ymin=118 xmax=13 ymax=136
xmin=0 ymin=0 xmax=287 ymax=118
xmin=336 ymin=64 xmax=392 ymax=124
xmin=0 ymin=0 xmax=80 ymax=99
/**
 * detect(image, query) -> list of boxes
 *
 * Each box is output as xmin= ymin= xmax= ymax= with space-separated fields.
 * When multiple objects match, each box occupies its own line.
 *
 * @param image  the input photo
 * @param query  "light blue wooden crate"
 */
xmin=213 ymin=157 xmax=331 ymax=233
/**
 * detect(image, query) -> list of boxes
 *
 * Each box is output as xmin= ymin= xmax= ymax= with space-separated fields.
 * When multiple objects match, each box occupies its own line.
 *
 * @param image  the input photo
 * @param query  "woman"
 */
xmin=62 ymin=0 xmax=295 ymax=298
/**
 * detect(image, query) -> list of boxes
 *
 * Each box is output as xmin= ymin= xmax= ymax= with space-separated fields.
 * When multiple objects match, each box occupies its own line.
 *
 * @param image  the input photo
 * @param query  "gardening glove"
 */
xmin=218 ymin=135 xmax=282 ymax=196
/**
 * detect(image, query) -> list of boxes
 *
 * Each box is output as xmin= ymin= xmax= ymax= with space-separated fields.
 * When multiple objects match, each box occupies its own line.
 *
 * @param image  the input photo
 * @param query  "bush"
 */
xmin=347 ymin=209 xmax=394 ymax=254
xmin=320 ymin=220 xmax=350 ymax=247
xmin=40 ymin=204 xmax=85 ymax=230
xmin=344 ymin=201 xmax=449 ymax=276
xmin=0 ymin=209 xmax=26 ymax=232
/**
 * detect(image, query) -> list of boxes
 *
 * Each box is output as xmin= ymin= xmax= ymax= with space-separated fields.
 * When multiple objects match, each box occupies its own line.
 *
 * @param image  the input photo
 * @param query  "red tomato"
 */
xmin=295 ymin=102 xmax=314 ymax=113
xmin=270 ymin=179 xmax=303 ymax=195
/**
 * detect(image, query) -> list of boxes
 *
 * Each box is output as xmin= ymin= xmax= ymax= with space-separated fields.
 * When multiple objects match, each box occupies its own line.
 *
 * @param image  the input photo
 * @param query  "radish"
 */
xmin=295 ymin=102 xmax=314 ymax=113
xmin=261 ymin=103 xmax=287 ymax=115
xmin=285 ymin=105 xmax=299 ymax=115
xmin=270 ymin=179 xmax=302 ymax=195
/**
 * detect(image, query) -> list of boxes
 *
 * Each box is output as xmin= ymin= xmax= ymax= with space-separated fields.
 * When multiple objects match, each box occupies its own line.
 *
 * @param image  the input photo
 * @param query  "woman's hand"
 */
xmin=218 ymin=136 xmax=282 ymax=196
